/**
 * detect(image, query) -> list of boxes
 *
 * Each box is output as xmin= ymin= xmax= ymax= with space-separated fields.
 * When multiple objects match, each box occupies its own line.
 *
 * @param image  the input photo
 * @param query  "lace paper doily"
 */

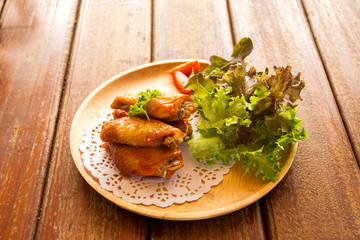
xmin=80 ymin=110 xmax=233 ymax=207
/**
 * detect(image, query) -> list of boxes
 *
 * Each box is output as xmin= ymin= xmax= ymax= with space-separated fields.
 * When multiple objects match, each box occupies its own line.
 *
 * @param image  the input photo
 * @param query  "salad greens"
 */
xmin=185 ymin=37 xmax=307 ymax=182
xmin=128 ymin=89 xmax=162 ymax=120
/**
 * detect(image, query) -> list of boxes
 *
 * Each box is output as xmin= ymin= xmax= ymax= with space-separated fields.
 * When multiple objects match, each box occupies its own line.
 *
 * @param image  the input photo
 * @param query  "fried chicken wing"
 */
xmin=110 ymin=94 xmax=196 ymax=121
xmin=112 ymin=109 xmax=193 ymax=136
xmin=100 ymin=116 xmax=186 ymax=148
xmin=165 ymin=120 xmax=193 ymax=136
xmin=112 ymin=109 xmax=128 ymax=119
xmin=110 ymin=94 xmax=137 ymax=112
xmin=104 ymin=142 xmax=184 ymax=178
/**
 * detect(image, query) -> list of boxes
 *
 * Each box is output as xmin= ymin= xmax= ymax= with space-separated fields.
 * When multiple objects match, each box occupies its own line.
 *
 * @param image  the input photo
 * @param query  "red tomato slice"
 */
xmin=168 ymin=60 xmax=200 ymax=76
xmin=173 ymin=71 xmax=192 ymax=94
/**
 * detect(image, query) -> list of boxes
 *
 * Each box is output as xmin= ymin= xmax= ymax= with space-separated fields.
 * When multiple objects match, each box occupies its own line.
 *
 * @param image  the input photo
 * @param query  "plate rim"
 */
xmin=70 ymin=59 xmax=297 ymax=221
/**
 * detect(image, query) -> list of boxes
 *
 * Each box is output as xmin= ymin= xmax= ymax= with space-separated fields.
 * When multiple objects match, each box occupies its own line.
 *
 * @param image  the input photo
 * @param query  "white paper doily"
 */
xmin=80 ymin=110 xmax=233 ymax=207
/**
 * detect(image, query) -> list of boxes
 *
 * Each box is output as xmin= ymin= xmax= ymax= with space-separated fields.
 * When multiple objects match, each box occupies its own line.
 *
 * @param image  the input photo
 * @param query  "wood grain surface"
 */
xmin=0 ymin=0 xmax=77 ymax=239
xmin=150 ymin=203 xmax=265 ymax=240
xmin=0 ymin=0 xmax=5 ymax=15
xmin=303 ymin=0 xmax=360 ymax=162
xmin=35 ymin=0 xmax=151 ymax=239
xmin=152 ymin=0 xmax=233 ymax=59
xmin=1 ymin=0 xmax=360 ymax=239
xmin=229 ymin=0 xmax=360 ymax=238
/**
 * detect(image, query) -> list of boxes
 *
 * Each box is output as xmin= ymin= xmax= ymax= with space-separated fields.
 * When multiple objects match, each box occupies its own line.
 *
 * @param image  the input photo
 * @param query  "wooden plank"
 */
xmin=150 ymin=204 xmax=264 ymax=240
xmin=153 ymin=0 xmax=233 ymax=59
xmin=228 ymin=0 xmax=360 ymax=238
xmin=302 ymin=0 xmax=360 ymax=162
xmin=150 ymin=0 xmax=265 ymax=239
xmin=0 ymin=0 xmax=78 ymax=239
xmin=0 ymin=0 xmax=5 ymax=15
xmin=35 ymin=0 xmax=151 ymax=239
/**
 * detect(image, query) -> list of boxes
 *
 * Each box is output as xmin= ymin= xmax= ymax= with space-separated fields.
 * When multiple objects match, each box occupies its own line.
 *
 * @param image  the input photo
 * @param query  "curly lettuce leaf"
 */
xmin=196 ymin=87 xmax=251 ymax=132
xmin=184 ymin=72 xmax=215 ymax=97
xmin=186 ymin=134 xmax=225 ymax=166
xmin=187 ymin=119 xmax=307 ymax=181
xmin=231 ymin=37 xmax=254 ymax=60
xmin=222 ymin=64 xmax=247 ymax=97
xmin=269 ymin=66 xmax=305 ymax=106
xmin=204 ymin=37 xmax=254 ymax=78
xmin=186 ymin=37 xmax=307 ymax=182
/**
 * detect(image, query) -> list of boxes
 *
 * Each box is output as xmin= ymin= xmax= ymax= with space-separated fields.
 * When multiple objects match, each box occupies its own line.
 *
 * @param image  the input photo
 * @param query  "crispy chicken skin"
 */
xmin=112 ymin=109 xmax=193 ymax=136
xmin=165 ymin=120 xmax=193 ymax=136
xmin=110 ymin=94 xmax=196 ymax=121
xmin=110 ymin=94 xmax=137 ymax=112
xmin=100 ymin=116 xmax=186 ymax=148
xmin=104 ymin=142 xmax=184 ymax=179
xmin=112 ymin=109 xmax=128 ymax=119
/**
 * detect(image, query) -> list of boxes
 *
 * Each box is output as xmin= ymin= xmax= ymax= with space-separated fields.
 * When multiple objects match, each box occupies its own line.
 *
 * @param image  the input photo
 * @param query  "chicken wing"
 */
xmin=110 ymin=94 xmax=196 ymax=121
xmin=112 ymin=109 xmax=128 ymax=119
xmin=165 ymin=120 xmax=193 ymax=136
xmin=100 ymin=116 xmax=186 ymax=148
xmin=109 ymin=94 xmax=137 ymax=112
xmin=112 ymin=109 xmax=193 ymax=136
xmin=104 ymin=142 xmax=184 ymax=178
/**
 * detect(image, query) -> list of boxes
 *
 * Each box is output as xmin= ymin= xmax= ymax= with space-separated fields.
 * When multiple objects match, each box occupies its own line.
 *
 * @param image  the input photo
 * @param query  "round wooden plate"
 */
xmin=70 ymin=59 xmax=297 ymax=221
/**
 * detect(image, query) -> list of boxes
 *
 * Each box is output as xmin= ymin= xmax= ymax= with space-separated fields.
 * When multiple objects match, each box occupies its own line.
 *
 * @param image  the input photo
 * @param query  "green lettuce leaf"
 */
xmin=196 ymin=87 xmax=251 ymax=131
xmin=184 ymin=72 xmax=215 ymax=97
xmin=231 ymin=37 xmax=254 ymax=61
xmin=187 ymin=122 xmax=307 ymax=181
xmin=186 ymin=37 xmax=307 ymax=182
xmin=204 ymin=37 xmax=254 ymax=78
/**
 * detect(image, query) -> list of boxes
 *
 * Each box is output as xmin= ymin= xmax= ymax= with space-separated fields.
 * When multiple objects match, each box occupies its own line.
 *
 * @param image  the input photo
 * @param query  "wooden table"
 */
xmin=1 ymin=0 xmax=359 ymax=239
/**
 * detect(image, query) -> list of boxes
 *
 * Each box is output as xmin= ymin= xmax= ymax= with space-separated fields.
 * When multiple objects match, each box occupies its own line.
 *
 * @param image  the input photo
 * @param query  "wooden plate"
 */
xmin=70 ymin=59 xmax=297 ymax=221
